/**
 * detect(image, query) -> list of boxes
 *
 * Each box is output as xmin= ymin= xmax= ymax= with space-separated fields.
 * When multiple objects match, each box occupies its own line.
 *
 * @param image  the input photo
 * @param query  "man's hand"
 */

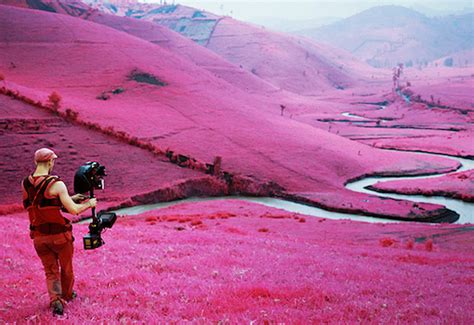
xmin=87 ymin=198 xmax=97 ymax=208
xmin=71 ymin=194 xmax=88 ymax=203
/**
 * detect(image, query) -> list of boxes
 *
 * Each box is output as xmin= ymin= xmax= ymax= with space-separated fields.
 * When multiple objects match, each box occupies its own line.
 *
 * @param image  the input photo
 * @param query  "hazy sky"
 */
xmin=145 ymin=0 xmax=473 ymax=21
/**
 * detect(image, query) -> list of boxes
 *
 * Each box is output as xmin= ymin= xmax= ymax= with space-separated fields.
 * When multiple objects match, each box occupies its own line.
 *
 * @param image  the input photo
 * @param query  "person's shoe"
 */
xmin=64 ymin=290 xmax=77 ymax=302
xmin=51 ymin=300 xmax=64 ymax=316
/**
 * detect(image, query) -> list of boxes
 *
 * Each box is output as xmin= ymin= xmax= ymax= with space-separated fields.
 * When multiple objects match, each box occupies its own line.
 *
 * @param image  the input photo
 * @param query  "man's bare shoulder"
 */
xmin=49 ymin=178 xmax=67 ymax=193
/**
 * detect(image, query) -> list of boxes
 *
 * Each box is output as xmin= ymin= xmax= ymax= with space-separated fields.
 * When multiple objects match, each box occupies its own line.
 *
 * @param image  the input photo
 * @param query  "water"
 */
xmin=346 ymin=152 xmax=474 ymax=223
xmin=341 ymin=112 xmax=366 ymax=119
xmin=341 ymin=112 xmax=390 ymax=123
xmin=113 ymin=151 xmax=473 ymax=224
xmin=113 ymin=196 xmax=404 ymax=224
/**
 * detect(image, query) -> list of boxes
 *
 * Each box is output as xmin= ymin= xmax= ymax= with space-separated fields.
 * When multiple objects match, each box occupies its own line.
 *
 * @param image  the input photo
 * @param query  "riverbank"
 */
xmin=368 ymin=169 xmax=474 ymax=203
xmin=1 ymin=199 xmax=473 ymax=323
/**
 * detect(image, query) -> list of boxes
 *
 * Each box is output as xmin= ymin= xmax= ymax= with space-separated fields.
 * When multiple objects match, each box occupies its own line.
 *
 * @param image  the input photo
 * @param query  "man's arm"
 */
xmin=50 ymin=181 xmax=96 ymax=215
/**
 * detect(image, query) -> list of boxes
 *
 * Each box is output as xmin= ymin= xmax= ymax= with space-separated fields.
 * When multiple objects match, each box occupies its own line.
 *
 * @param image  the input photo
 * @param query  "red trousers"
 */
xmin=33 ymin=231 xmax=74 ymax=304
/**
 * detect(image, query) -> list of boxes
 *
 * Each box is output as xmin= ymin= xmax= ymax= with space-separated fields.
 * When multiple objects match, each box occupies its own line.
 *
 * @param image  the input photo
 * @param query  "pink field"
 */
xmin=0 ymin=1 xmax=473 ymax=322
xmin=1 ymin=200 xmax=473 ymax=323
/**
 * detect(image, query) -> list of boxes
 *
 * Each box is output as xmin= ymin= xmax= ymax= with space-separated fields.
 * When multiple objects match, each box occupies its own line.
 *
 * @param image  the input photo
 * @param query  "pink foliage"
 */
xmin=1 ymin=194 xmax=473 ymax=323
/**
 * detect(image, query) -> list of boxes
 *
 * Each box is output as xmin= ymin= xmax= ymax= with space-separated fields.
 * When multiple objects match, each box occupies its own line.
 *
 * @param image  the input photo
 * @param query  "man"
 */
xmin=22 ymin=148 xmax=97 ymax=316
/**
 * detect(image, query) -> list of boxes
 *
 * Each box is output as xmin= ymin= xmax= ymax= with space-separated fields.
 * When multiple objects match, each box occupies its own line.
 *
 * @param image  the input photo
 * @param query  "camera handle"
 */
xmin=90 ymin=188 xmax=98 ymax=223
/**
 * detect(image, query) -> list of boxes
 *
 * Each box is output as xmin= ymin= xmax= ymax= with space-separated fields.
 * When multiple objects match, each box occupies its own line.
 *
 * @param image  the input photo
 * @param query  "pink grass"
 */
xmin=1 ymin=200 xmax=473 ymax=322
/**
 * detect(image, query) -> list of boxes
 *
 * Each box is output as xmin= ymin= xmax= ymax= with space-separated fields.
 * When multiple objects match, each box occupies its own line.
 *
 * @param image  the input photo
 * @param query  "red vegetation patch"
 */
xmin=190 ymin=220 xmax=203 ymax=226
xmin=260 ymin=212 xmax=289 ymax=219
xmin=0 ymin=204 xmax=23 ymax=215
xmin=224 ymin=227 xmax=247 ymax=235
xmin=258 ymin=228 xmax=269 ymax=233
xmin=396 ymin=254 xmax=431 ymax=265
xmin=379 ymin=237 xmax=397 ymax=247
xmin=248 ymin=287 xmax=272 ymax=299
xmin=207 ymin=212 xmax=236 ymax=220
xmin=425 ymin=239 xmax=434 ymax=252
xmin=163 ymin=216 xmax=179 ymax=222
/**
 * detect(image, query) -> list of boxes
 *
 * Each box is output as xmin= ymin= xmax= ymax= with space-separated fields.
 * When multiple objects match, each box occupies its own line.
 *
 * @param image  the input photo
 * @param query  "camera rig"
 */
xmin=74 ymin=161 xmax=116 ymax=250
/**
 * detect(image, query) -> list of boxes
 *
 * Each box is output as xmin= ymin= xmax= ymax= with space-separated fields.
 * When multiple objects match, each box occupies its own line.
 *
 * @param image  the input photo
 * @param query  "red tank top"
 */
xmin=22 ymin=175 xmax=66 ymax=226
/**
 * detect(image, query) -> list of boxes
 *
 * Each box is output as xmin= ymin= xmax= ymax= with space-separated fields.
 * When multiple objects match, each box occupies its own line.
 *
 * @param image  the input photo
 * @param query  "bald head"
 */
xmin=34 ymin=148 xmax=58 ymax=163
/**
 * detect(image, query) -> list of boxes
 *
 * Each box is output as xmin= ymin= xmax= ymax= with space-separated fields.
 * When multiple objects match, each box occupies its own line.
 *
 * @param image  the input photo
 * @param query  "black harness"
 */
xmin=23 ymin=175 xmax=62 ymax=209
xmin=23 ymin=175 xmax=71 ymax=235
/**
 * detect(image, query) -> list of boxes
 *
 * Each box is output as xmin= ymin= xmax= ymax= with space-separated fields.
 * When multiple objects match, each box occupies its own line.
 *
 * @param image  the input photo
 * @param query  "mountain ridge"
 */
xmin=296 ymin=5 xmax=473 ymax=68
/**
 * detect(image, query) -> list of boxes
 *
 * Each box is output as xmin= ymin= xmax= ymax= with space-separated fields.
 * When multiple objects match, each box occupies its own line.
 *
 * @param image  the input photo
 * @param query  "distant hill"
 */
xmin=432 ymin=49 xmax=474 ymax=67
xmin=296 ymin=5 xmax=474 ymax=68
xmin=244 ymin=16 xmax=342 ymax=33
xmin=78 ymin=0 xmax=375 ymax=95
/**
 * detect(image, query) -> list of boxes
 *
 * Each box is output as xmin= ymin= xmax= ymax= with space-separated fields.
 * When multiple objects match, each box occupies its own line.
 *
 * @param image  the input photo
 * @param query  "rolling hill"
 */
xmin=297 ymin=5 xmax=474 ymax=68
xmin=78 ymin=0 xmax=377 ymax=95
xmin=0 ymin=4 xmax=460 ymax=221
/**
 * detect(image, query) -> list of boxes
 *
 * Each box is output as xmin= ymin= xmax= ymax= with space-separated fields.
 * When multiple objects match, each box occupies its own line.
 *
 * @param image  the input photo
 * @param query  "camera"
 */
xmin=74 ymin=161 xmax=116 ymax=250
xmin=74 ymin=161 xmax=106 ymax=193
xmin=83 ymin=211 xmax=117 ymax=250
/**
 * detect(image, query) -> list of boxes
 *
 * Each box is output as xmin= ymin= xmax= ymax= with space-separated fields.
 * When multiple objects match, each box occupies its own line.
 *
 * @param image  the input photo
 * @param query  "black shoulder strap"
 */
xmin=32 ymin=176 xmax=58 ymax=207
xmin=22 ymin=176 xmax=31 ymax=189
xmin=23 ymin=177 xmax=33 ymax=208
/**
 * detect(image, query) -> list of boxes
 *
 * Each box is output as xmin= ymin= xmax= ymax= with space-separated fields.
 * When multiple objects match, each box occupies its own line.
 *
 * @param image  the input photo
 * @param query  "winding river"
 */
xmin=346 ymin=151 xmax=474 ymax=224
xmin=114 ymin=151 xmax=473 ymax=224
xmin=111 ymin=110 xmax=473 ymax=224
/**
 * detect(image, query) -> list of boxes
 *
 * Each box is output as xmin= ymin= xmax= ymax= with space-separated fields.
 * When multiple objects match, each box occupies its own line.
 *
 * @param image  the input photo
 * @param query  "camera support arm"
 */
xmin=89 ymin=187 xmax=97 ymax=223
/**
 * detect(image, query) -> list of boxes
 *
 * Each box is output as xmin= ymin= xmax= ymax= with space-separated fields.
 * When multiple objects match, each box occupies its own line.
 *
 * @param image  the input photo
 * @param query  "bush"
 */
xmin=112 ymin=87 xmax=125 ymax=94
xmin=443 ymin=57 xmax=454 ymax=67
xmin=129 ymin=69 xmax=167 ymax=86
xmin=48 ymin=91 xmax=62 ymax=111
xmin=65 ymin=108 xmax=79 ymax=121
xmin=96 ymin=92 xmax=110 ymax=100
xmin=0 ymin=72 xmax=5 ymax=81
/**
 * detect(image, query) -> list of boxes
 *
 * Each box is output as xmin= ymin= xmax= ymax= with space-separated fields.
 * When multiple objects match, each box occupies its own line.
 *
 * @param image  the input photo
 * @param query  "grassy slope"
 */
xmin=1 ymin=200 xmax=473 ymax=322
xmin=0 ymin=5 xmax=462 ymax=220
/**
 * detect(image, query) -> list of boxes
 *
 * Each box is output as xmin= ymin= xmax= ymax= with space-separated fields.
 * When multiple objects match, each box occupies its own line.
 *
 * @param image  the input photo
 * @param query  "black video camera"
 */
xmin=74 ymin=161 xmax=106 ymax=193
xmin=74 ymin=162 xmax=116 ymax=250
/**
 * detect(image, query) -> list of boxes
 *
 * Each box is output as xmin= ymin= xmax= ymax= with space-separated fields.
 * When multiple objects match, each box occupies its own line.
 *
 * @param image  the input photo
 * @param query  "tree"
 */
xmin=48 ymin=91 xmax=62 ymax=111
xmin=443 ymin=57 xmax=454 ymax=67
